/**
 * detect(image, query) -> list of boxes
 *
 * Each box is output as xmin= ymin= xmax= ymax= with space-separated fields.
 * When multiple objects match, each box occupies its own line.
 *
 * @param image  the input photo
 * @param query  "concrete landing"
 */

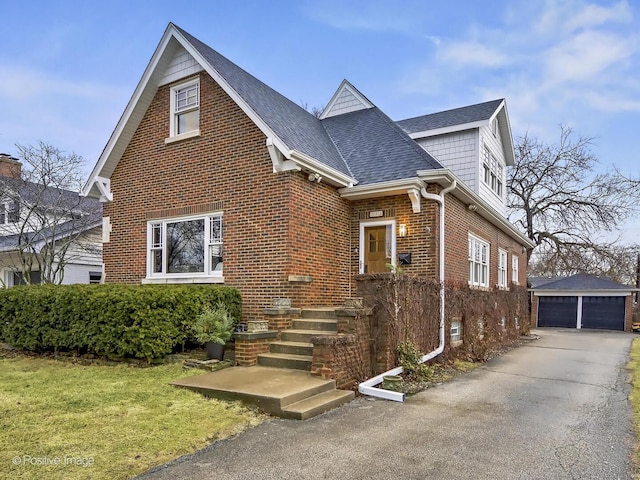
xmin=171 ymin=366 xmax=354 ymax=419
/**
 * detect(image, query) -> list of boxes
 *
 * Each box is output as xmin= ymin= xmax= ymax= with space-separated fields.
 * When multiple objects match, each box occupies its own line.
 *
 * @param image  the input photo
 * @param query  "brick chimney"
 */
xmin=0 ymin=153 xmax=22 ymax=179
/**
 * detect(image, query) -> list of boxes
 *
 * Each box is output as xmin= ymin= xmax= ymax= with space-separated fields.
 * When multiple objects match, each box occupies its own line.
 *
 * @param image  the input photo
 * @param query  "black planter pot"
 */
xmin=206 ymin=342 xmax=225 ymax=360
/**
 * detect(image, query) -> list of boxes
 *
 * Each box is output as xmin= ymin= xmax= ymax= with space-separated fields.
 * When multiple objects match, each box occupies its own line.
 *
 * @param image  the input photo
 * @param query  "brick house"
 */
xmin=83 ymin=23 xmax=534 ymax=321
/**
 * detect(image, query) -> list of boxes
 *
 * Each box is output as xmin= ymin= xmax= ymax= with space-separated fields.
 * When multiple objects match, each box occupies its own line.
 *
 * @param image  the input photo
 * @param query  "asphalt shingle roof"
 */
xmin=531 ymin=273 xmax=633 ymax=291
xmin=0 ymin=176 xmax=102 ymax=253
xmin=176 ymin=26 xmax=352 ymax=179
xmin=322 ymin=107 xmax=443 ymax=184
xmin=396 ymin=99 xmax=504 ymax=134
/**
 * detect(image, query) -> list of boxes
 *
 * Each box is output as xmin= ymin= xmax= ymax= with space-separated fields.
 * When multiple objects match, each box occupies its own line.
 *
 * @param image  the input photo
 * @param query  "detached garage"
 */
xmin=530 ymin=274 xmax=637 ymax=332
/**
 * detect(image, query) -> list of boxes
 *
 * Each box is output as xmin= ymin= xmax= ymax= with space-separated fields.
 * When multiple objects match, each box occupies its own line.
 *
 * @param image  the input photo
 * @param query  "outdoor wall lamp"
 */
xmin=399 ymin=224 xmax=407 ymax=237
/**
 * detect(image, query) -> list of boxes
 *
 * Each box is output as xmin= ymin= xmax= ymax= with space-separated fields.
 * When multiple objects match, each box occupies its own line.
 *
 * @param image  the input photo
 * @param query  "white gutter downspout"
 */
xmin=358 ymin=180 xmax=457 ymax=402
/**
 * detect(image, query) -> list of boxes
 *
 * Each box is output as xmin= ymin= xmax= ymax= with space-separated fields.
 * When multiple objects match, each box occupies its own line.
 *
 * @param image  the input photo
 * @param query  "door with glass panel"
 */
xmin=364 ymin=225 xmax=391 ymax=273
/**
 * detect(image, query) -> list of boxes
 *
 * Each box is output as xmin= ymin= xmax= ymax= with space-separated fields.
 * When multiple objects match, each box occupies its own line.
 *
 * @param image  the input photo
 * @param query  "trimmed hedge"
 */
xmin=0 ymin=284 xmax=242 ymax=361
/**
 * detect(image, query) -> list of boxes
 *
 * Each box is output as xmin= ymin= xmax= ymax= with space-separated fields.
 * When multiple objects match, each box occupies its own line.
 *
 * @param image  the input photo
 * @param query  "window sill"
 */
xmin=451 ymin=339 xmax=463 ymax=348
xmin=142 ymin=275 xmax=224 ymax=284
xmin=164 ymin=129 xmax=201 ymax=144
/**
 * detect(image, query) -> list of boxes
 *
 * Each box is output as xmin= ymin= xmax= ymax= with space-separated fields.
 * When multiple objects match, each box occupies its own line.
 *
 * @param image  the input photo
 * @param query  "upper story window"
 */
xmin=512 ymin=255 xmax=519 ymax=284
xmin=147 ymin=213 xmax=222 ymax=278
xmin=498 ymin=249 xmax=508 ymax=288
xmin=482 ymin=145 xmax=503 ymax=197
xmin=0 ymin=201 xmax=19 ymax=225
xmin=468 ymin=234 xmax=489 ymax=288
xmin=169 ymin=78 xmax=200 ymax=138
xmin=491 ymin=118 xmax=498 ymax=136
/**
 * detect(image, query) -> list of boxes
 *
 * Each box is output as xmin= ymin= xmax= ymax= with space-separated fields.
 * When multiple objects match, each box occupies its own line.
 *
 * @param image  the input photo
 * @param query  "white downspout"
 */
xmin=358 ymin=180 xmax=457 ymax=402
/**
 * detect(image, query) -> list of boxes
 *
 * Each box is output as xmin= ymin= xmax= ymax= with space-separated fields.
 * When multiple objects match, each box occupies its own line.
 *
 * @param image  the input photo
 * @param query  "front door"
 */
xmin=364 ymin=225 xmax=390 ymax=273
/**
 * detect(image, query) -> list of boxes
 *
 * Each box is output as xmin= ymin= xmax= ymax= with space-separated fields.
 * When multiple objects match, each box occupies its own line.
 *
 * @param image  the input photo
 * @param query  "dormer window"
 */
xmin=169 ymin=78 xmax=200 ymax=140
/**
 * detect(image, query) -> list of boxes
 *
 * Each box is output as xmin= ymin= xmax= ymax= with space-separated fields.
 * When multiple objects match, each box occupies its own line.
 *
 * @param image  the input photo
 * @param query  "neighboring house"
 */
xmin=83 ymin=23 xmax=534 ymax=320
xmin=529 ymin=274 xmax=638 ymax=331
xmin=0 ymin=154 xmax=103 ymax=287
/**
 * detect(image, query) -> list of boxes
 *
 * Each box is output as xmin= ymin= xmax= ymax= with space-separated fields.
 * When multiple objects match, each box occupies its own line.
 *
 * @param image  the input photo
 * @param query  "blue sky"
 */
xmin=1 ymin=0 xmax=639 ymax=241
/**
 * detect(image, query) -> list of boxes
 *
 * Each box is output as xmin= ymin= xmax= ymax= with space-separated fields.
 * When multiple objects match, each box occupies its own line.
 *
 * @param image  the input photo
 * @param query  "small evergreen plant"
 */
xmin=192 ymin=302 xmax=234 ymax=345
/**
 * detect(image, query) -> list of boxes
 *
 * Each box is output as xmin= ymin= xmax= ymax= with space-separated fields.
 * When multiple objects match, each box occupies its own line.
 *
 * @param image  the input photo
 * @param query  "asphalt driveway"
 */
xmin=138 ymin=329 xmax=636 ymax=480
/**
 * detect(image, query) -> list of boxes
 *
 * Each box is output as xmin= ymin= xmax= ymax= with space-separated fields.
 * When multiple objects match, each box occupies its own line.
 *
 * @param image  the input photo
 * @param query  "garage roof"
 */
xmin=530 ymin=273 xmax=636 ymax=292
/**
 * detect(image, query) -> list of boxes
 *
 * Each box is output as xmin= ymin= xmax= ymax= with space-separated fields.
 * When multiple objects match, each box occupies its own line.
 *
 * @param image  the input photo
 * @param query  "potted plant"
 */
xmin=192 ymin=302 xmax=235 ymax=360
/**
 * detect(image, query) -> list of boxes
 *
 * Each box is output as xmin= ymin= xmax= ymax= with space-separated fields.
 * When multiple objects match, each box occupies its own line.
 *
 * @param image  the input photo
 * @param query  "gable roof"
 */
xmin=322 ymin=107 xmax=443 ymax=184
xmin=320 ymin=79 xmax=374 ymax=119
xmin=531 ymin=273 xmax=635 ymax=291
xmin=397 ymin=99 xmax=504 ymax=134
xmin=174 ymin=26 xmax=353 ymax=180
xmin=0 ymin=175 xmax=102 ymax=253
xmin=396 ymin=99 xmax=515 ymax=166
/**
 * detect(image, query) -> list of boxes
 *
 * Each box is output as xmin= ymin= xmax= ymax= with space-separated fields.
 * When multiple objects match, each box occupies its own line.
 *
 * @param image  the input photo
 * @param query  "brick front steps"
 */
xmin=257 ymin=308 xmax=337 ymax=370
xmin=173 ymin=307 xmax=354 ymax=419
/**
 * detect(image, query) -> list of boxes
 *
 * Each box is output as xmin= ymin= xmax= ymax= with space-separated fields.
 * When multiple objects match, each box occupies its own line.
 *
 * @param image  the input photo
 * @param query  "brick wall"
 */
xmin=348 ymin=188 xmax=527 ymax=290
xmin=444 ymin=191 xmax=527 ymax=287
xmin=103 ymin=72 xmax=350 ymax=319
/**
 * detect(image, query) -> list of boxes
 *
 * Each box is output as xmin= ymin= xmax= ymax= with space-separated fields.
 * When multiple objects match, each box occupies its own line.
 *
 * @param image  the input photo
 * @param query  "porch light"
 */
xmin=399 ymin=224 xmax=407 ymax=237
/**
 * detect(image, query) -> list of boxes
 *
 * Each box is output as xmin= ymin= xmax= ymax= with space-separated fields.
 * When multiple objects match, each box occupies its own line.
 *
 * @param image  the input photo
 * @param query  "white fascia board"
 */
xmin=408 ymin=120 xmax=487 ymax=140
xmin=497 ymin=101 xmax=516 ymax=166
xmin=531 ymin=290 xmax=635 ymax=296
xmin=174 ymin=29 xmax=291 ymax=157
xmin=289 ymin=150 xmax=357 ymax=187
xmin=83 ymin=25 xmax=181 ymax=198
xmin=338 ymin=178 xmax=426 ymax=199
xmin=418 ymin=169 xmax=535 ymax=248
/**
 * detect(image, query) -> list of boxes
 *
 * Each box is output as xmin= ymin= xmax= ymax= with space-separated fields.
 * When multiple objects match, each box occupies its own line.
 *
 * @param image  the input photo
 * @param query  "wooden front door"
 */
xmin=364 ymin=225 xmax=390 ymax=273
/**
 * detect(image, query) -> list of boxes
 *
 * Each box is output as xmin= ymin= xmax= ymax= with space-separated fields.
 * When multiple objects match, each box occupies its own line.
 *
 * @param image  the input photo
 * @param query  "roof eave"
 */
xmin=407 ymin=120 xmax=487 ymax=140
xmin=417 ymin=169 xmax=535 ymax=248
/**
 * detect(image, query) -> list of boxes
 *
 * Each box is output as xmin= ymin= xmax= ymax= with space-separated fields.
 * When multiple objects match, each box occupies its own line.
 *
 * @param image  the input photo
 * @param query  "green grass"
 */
xmin=628 ymin=337 xmax=640 ymax=477
xmin=0 ymin=354 xmax=265 ymax=480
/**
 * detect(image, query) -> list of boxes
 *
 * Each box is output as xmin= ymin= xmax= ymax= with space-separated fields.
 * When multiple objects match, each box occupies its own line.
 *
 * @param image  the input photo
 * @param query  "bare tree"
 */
xmin=0 ymin=142 xmax=102 ymax=285
xmin=299 ymin=100 xmax=324 ymax=118
xmin=528 ymin=242 xmax=640 ymax=285
xmin=508 ymin=126 xmax=640 ymax=270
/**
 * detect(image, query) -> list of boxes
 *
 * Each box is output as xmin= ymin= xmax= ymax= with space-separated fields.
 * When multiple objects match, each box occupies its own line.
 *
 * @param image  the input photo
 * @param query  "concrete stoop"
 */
xmin=172 ymin=307 xmax=354 ymax=419
xmin=171 ymin=366 xmax=354 ymax=420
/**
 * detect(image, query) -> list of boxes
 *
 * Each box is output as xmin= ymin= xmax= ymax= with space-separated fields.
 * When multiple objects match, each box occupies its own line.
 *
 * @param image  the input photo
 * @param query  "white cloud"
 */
xmin=543 ymin=30 xmax=636 ymax=85
xmin=565 ymin=0 xmax=632 ymax=31
xmin=441 ymin=41 xmax=508 ymax=68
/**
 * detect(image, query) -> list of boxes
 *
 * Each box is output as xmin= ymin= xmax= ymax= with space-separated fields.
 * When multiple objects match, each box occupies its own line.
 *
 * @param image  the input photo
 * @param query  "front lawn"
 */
xmin=0 ymin=353 xmax=265 ymax=480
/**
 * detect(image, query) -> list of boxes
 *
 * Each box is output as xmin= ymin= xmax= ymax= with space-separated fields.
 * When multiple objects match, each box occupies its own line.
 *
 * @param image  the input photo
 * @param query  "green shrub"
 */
xmin=0 ymin=284 xmax=241 ymax=362
xmin=192 ymin=302 xmax=235 ymax=345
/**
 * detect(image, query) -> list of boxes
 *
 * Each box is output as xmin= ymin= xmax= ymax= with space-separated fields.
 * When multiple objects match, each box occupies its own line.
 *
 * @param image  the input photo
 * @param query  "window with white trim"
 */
xmin=498 ymin=249 xmax=508 ymax=288
xmin=482 ymin=145 xmax=503 ymax=197
xmin=451 ymin=320 xmax=462 ymax=343
xmin=147 ymin=213 xmax=222 ymax=277
xmin=170 ymin=79 xmax=200 ymax=137
xmin=0 ymin=201 xmax=19 ymax=225
xmin=512 ymin=255 xmax=519 ymax=284
xmin=468 ymin=234 xmax=489 ymax=287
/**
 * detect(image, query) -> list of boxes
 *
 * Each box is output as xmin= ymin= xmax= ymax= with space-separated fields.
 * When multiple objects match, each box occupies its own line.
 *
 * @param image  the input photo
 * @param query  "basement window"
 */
xmin=450 ymin=320 xmax=462 ymax=343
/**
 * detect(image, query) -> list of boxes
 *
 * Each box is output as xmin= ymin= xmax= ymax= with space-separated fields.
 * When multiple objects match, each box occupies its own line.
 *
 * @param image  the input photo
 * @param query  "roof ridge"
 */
xmin=397 ymin=98 xmax=504 ymax=124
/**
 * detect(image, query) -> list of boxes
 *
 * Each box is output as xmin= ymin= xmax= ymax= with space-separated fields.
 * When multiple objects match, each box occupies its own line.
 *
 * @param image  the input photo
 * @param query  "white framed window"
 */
xmin=169 ymin=78 xmax=200 ymax=139
xmin=492 ymin=117 xmax=498 ymax=136
xmin=0 ymin=201 xmax=18 ymax=225
xmin=498 ymin=249 xmax=508 ymax=288
xmin=468 ymin=234 xmax=489 ymax=287
xmin=147 ymin=213 xmax=222 ymax=278
xmin=512 ymin=255 xmax=519 ymax=284
xmin=482 ymin=144 xmax=504 ymax=198
xmin=450 ymin=320 xmax=462 ymax=343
